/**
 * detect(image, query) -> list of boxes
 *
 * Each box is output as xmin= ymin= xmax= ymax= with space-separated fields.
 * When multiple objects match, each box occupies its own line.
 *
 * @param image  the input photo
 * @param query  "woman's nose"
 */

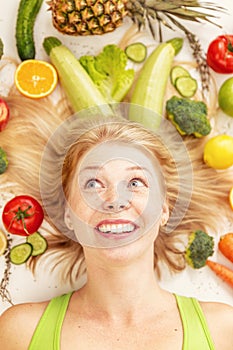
xmin=103 ymin=198 xmax=129 ymax=212
xmin=102 ymin=183 xmax=131 ymax=212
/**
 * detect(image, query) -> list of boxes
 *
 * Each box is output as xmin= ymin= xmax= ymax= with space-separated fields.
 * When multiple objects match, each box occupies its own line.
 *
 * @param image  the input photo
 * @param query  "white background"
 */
xmin=0 ymin=0 xmax=233 ymax=314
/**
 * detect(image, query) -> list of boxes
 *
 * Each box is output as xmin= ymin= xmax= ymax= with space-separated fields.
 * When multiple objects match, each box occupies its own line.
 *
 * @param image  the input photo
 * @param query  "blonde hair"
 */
xmin=1 ymin=91 xmax=232 ymax=286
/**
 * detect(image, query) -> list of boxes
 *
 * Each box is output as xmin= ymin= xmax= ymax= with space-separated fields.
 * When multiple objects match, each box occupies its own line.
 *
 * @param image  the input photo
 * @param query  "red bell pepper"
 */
xmin=207 ymin=35 xmax=233 ymax=74
xmin=0 ymin=98 xmax=10 ymax=131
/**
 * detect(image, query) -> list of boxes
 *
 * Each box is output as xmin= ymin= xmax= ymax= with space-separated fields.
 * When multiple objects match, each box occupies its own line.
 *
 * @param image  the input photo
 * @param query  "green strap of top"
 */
xmin=29 ymin=292 xmax=73 ymax=350
xmin=175 ymin=294 xmax=215 ymax=350
xmin=29 ymin=293 xmax=215 ymax=350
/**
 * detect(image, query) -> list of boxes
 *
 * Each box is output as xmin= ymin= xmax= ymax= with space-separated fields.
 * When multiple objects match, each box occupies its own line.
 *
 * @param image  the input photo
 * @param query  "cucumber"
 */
xmin=10 ymin=243 xmax=32 ymax=265
xmin=15 ymin=0 xmax=43 ymax=61
xmin=125 ymin=42 xmax=147 ymax=63
xmin=26 ymin=232 xmax=47 ymax=256
xmin=175 ymin=76 xmax=198 ymax=98
xmin=170 ymin=65 xmax=190 ymax=86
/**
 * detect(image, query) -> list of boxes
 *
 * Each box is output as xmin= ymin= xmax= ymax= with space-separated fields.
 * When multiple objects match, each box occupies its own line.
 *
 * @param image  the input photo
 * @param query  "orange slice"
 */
xmin=229 ymin=187 xmax=233 ymax=210
xmin=15 ymin=59 xmax=58 ymax=99
xmin=0 ymin=229 xmax=7 ymax=256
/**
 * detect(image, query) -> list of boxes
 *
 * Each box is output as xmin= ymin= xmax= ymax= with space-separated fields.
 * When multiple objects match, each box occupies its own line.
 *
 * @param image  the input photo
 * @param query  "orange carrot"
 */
xmin=206 ymin=260 xmax=233 ymax=288
xmin=218 ymin=233 xmax=233 ymax=263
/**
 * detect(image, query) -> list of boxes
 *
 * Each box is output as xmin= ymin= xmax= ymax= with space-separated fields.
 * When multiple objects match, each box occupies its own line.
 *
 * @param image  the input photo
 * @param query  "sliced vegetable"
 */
xmin=0 ymin=38 xmax=4 ymax=59
xmin=43 ymin=37 xmax=113 ymax=115
xmin=80 ymin=44 xmax=135 ymax=102
xmin=0 ymin=98 xmax=10 ymax=131
xmin=26 ymin=231 xmax=47 ymax=256
xmin=229 ymin=187 xmax=233 ymax=210
xmin=2 ymin=195 xmax=44 ymax=236
xmin=206 ymin=260 xmax=233 ymax=288
xmin=175 ymin=76 xmax=198 ymax=98
xmin=0 ymin=229 xmax=7 ymax=256
xmin=129 ymin=41 xmax=176 ymax=130
xmin=170 ymin=65 xmax=190 ymax=85
xmin=207 ymin=35 xmax=233 ymax=74
xmin=125 ymin=42 xmax=147 ymax=63
xmin=0 ymin=147 xmax=8 ymax=174
xmin=10 ymin=243 xmax=32 ymax=265
xmin=15 ymin=0 xmax=43 ymax=60
xmin=218 ymin=233 xmax=233 ymax=263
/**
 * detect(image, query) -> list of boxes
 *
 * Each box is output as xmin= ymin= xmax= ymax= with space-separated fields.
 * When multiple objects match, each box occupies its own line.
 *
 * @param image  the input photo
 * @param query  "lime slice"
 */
xmin=0 ymin=229 xmax=7 ymax=256
xmin=170 ymin=65 xmax=190 ymax=85
xmin=26 ymin=231 xmax=47 ymax=256
xmin=10 ymin=243 xmax=32 ymax=265
xmin=175 ymin=76 xmax=198 ymax=98
xmin=125 ymin=43 xmax=147 ymax=63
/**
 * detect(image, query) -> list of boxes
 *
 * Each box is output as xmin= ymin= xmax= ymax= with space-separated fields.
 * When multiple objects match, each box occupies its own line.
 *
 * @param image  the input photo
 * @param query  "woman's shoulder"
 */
xmin=0 ymin=300 xmax=49 ymax=350
xmin=200 ymin=300 xmax=233 ymax=350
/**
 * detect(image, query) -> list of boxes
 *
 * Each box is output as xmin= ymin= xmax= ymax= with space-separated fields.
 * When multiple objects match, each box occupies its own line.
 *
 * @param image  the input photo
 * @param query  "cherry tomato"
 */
xmin=207 ymin=35 xmax=233 ymax=74
xmin=2 ymin=195 xmax=44 ymax=236
xmin=0 ymin=98 xmax=10 ymax=131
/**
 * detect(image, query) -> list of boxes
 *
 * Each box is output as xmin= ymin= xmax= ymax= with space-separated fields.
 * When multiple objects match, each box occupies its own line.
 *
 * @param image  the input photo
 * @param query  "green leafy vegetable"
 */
xmin=79 ymin=44 xmax=135 ymax=103
xmin=166 ymin=96 xmax=211 ymax=137
xmin=185 ymin=230 xmax=214 ymax=269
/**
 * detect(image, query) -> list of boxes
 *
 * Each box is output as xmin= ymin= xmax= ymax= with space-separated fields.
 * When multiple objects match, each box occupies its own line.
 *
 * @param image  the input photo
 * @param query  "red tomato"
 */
xmin=2 ymin=195 xmax=44 ymax=236
xmin=207 ymin=35 xmax=233 ymax=74
xmin=0 ymin=98 xmax=10 ymax=131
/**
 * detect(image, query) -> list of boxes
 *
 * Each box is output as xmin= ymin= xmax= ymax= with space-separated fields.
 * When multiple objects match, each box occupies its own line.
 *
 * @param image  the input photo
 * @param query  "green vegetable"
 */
xmin=175 ymin=76 xmax=198 ymax=98
xmin=128 ymin=41 xmax=176 ymax=130
xmin=170 ymin=66 xmax=190 ymax=86
xmin=43 ymin=37 xmax=113 ymax=115
xmin=185 ymin=230 xmax=214 ymax=269
xmin=26 ymin=231 xmax=47 ymax=256
xmin=166 ymin=38 xmax=184 ymax=56
xmin=10 ymin=243 xmax=32 ymax=265
xmin=0 ymin=38 xmax=4 ymax=60
xmin=0 ymin=147 xmax=8 ymax=174
xmin=15 ymin=0 xmax=43 ymax=61
xmin=166 ymin=96 xmax=211 ymax=137
xmin=125 ymin=42 xmax=147 ymax=63
xmin=79 ymin=44 xmax=135 ymax=103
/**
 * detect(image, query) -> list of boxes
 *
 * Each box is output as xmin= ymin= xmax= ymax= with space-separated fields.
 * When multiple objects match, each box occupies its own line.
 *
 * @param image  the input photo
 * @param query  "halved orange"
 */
xmin=229 ymin=187 xmax=233 ymax=210
xmin=15 ymin=59 xmax=58 ymax=99
xmin=0 ymin=229 xmax=7 ymax=256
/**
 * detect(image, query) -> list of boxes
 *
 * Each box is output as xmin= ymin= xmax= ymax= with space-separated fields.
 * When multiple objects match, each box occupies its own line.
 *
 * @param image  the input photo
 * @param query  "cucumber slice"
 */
xmin=170 ymin=65 xmax=190 ymax=85
xmin=175 ymin=76 xmax=198 ymax=98
xmin=10 ymin=243 xmax=32 ymax=265
xmin=26 ymin=231 xmax=47 ymax=256
xmin=125 ymin=43 xmax=147 ymax=63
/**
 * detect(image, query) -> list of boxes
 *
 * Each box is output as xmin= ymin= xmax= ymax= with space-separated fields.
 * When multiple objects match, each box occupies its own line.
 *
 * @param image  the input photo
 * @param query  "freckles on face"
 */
xmin=66 ymin=141 xmax=166 ymax=248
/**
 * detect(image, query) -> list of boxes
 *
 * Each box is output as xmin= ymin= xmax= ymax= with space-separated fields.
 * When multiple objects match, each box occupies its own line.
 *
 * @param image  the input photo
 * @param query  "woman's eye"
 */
xmin=128 ymin=178 xmax=146 ymax=189
xmin=85 ymin=179 xmax=103 ymax=189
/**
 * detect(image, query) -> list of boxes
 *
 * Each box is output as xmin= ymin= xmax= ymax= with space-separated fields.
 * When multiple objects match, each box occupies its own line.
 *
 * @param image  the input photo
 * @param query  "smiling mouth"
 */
xmin=96 ymin=222 xmax=137 ymax=235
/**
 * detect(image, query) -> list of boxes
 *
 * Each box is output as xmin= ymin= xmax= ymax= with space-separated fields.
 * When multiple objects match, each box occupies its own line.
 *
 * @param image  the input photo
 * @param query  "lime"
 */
xmin=203 ymin=134 xmax=233 ymax=169
xmin=0 ymin=229 xmax=7 ymax=256
xmin=218 ymin=77 xmax=233 ymax=117
xmin=125 ymin=42 xmax=147 ymax=63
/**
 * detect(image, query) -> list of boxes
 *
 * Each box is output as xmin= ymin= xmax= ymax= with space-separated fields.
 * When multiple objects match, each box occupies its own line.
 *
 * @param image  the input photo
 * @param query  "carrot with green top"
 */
xmin=206 ymin=260 xmax=233 ymax=288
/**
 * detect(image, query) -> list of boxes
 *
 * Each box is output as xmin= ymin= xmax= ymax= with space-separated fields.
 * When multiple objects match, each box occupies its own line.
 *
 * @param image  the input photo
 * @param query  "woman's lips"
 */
xmin=95 ymin=219 xmax=138 ymax=238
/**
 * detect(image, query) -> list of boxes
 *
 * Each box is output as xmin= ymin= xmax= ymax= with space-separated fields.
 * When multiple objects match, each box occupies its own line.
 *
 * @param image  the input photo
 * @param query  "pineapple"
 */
xmin=48 ymin=0 xmax=221 ymax=39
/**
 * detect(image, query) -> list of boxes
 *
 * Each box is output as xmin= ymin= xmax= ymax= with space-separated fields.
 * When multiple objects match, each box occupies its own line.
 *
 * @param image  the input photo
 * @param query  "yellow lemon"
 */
xmin=203 ymin=134 xmax=233 ymax=169
xmin=229 ymin=187 xmax=233 ymax=210
xmin=0 ymin=229 xmax=7 ymax=256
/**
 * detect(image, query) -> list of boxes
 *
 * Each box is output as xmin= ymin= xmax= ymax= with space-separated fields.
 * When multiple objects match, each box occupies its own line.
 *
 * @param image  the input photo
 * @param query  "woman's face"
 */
xmin=65 ymin=141 xmax=167 ymax=249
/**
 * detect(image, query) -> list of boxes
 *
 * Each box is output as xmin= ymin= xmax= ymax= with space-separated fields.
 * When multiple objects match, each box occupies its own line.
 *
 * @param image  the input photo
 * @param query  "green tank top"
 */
xmin=28 ymin=292 xmax=215 ymax=350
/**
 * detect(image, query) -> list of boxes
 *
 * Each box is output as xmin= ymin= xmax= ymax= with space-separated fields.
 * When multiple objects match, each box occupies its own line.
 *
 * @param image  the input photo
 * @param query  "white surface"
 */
xmin=0 ymin=0 xmax=233 ymax=314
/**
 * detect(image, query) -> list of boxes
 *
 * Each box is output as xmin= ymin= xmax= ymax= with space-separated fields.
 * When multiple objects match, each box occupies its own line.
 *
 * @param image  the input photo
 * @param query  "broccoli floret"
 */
xmin=0 ymin=147 xmax=8 ymax=174
xmin=185 ymin=230 xmax=214 ymax=269
xmin=166 ymin=96 xmax=211 ymax=137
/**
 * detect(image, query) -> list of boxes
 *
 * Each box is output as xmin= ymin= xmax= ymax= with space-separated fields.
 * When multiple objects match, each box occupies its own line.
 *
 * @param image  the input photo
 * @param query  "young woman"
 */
xmin=0 ymin=95 xmax=232 ymax=350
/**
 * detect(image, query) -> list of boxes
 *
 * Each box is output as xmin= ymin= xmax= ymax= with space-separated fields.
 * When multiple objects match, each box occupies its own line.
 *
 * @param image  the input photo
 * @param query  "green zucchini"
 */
xmin=26 ymin=232 xmax=47 ymax=256
xmin=15 ymin=0 xmax=43 ymax=61
xmin=10 ymin=243 xmax=32 ymax=265
xmin=0 ymin=38 xmax=4 ymax=60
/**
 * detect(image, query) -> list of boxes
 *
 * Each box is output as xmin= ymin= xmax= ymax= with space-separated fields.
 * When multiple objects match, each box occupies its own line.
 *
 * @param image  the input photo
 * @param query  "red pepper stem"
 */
xmin=228 ymin=41 xmax=233 ymax=53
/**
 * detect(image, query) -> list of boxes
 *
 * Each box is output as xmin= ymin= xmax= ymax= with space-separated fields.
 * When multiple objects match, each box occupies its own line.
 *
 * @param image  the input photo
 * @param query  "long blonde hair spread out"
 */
xmin=0 ymin=90 xmax=232 ymax=286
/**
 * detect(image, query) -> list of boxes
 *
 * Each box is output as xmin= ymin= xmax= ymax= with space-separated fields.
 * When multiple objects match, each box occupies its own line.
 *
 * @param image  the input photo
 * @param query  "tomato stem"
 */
xmin=4 ymin=205 xmax=35 ymax=235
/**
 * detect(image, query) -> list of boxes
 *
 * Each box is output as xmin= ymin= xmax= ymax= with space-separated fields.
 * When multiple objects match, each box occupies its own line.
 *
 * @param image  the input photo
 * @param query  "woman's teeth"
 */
xmin=97 ymin=223 xmax=135 ymax=234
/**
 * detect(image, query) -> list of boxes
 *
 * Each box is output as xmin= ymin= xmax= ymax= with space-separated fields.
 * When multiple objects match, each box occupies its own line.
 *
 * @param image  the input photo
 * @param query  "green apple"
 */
xmin=218 ymin=77 xmax=233 ymax=117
